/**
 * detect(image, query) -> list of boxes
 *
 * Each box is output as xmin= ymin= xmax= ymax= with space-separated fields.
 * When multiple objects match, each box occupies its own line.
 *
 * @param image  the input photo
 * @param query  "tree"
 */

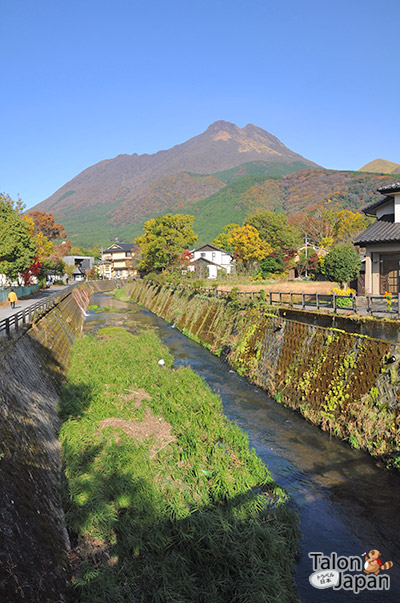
xmin=27 ymin=210 xmax=72 ymax=265
xmin=245 ymin=211 xmax=301 ymax=251
xmin=296 ymin=206 xmax=370 ymax=249
xmin=26 ymin=211 xmax=66 ymax=240
xmin=0 ymin=194 xmax=37 ymax=282
xmin=212 ymin=223 xmax=240 ymax=253
xmin=323 ymin=245 xmax=361 ymax=287
xmin=228 ymin=225 xmax=272 ymax=271
xmin=135 ymin=214 xmax=197 ymax=272
xmin=295 ymin=205 xmax=335 ymax=247
xmin=20 ymin=258 xmax=42 ymax=285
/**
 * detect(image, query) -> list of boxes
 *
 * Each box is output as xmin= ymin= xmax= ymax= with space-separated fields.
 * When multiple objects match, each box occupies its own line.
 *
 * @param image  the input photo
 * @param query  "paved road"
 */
xmin=0 ymin=286 xmax=69 ymax=322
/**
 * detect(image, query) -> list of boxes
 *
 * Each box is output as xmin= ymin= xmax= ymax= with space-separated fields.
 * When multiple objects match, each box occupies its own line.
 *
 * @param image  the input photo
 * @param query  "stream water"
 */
xmin=84 ymin=293 xmax=400 ymax=602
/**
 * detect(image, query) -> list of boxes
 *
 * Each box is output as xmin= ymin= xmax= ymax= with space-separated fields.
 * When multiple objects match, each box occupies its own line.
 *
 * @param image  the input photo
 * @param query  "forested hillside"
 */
xmin=192 ymin=170 xmax=397 ymax=244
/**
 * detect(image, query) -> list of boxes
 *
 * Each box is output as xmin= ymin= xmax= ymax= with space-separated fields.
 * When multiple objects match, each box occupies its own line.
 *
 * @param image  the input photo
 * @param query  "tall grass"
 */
xmin=60 ymin=328 xmax=299 ymax=602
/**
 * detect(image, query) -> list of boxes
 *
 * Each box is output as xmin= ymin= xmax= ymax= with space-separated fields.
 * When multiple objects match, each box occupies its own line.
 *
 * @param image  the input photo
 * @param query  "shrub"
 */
xmin=323 ymin=245 xmax=361 ymax=287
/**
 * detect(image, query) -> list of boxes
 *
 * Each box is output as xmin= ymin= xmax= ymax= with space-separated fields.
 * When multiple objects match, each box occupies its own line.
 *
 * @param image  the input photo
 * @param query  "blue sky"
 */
xmin=1 ymin=0 xmax=399 ymax=209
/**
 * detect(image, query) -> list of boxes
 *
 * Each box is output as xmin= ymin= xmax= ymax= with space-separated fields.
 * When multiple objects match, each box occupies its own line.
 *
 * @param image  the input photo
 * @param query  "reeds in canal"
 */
xmin=60 ymin=327 xmax=299 ymax=602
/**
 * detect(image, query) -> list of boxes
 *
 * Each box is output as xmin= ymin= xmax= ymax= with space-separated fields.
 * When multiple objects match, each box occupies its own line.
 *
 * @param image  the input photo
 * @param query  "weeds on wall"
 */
xmin=126 ymin=281 xmax=400 ymax=469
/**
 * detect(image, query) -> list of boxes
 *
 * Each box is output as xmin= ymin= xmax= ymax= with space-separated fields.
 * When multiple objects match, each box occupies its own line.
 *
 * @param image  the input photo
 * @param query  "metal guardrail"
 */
xmin=0 ymin=279 xmax=123 ymax=338
xmin=0 ymin=285 xmax=78 ymax=337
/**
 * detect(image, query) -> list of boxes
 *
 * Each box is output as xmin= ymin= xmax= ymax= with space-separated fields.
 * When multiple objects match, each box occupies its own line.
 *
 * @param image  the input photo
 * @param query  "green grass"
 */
xmin=60 ymin=328 xmax=299 ymax=602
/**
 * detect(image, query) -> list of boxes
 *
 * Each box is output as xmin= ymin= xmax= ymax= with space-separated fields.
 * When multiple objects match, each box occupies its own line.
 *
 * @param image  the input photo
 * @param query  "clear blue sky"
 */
xmin=1 ymin=0 xmax=399 ymax=209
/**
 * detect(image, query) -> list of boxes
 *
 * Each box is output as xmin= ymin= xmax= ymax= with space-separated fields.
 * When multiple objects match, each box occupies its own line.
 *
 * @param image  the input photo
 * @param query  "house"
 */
xmin=99 ymin=243 xmax=139 ymax=279
xmin=354 ymin=182 xmax=400 ymax=295
xmin=63 ymin=256 xmax=94 ymax=282
xmin=188 ymin=244 xmax=234 ymax=279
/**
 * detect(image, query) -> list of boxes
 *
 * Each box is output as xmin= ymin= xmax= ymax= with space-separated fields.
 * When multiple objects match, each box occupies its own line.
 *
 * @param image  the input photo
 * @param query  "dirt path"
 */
xmin=216 ymin=281 xmax=338 ymax=294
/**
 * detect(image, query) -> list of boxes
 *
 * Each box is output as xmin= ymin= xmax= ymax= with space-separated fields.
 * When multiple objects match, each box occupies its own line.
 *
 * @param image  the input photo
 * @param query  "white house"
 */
xmin=188 ymin=244 xmax=234 ymax=279
xmin=354 ymin=182 xmax=400 ymax=295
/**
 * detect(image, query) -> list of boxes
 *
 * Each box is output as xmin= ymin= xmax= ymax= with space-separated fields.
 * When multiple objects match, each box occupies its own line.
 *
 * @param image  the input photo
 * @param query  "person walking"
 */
xmin=8 ymin=289 xmax=17 ymax=309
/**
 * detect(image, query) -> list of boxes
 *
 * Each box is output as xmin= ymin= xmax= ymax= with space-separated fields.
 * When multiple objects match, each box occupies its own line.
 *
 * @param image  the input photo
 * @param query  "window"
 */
xmin=201 ymin=252 xmax=206 ymax=258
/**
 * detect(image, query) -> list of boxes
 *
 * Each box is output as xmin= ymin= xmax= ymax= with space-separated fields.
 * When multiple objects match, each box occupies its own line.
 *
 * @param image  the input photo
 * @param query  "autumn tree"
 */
xmin=245 ymin=211 xmax=302 ymax=252
xmin=330 ymin=209 xmax=370 ymax=244
xmin=135 ymin=213 xmax=197 ymax=272
xmin=212 ymin=223 xmax=240 ymax=253
xmin=294 ymin=205 xmax=335 ymax=247
xmin=0 ymin=194 xmax=37 ymax=282
xmin=28 ymin=209 xmax=72 ymax=266
xmin=228 ymin=225 xmax=272 ymax=271
xmin=296 ymin=206 xmax=370 ymax=249
xmin=27 ymin=211 xmax=66 ymax=240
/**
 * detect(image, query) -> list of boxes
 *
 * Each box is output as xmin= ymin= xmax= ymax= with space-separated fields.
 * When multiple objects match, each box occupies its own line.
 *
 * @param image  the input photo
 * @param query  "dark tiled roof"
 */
xmin=354 ymin=215 xmax=400 ymax=245
xmin=194 ymin=243 xmax=232 ymax=256
xmin=103 ymin=243 xmax=136 ymax=252
xmin=377 ymin=182 xmax=400 ymax=194
xmin=362 ymin=196 xmax=393 ymax=215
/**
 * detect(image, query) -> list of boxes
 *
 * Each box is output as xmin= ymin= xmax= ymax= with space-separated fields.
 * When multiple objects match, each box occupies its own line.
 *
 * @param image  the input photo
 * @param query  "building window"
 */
xmin=201 ymin=252 xmax=206 ymax=258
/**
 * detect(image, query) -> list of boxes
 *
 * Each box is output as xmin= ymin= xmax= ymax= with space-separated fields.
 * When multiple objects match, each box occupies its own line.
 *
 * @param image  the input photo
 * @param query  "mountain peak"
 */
xmin=359 ymin=158 xmax=400 ymax=174
xmin=206 ymin=120 xmax=241 ymax=134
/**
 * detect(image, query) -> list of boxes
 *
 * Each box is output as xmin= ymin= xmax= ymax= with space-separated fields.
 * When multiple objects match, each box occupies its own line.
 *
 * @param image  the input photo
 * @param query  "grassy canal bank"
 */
xmin=60 ymin=327 xmax=299 ymax=602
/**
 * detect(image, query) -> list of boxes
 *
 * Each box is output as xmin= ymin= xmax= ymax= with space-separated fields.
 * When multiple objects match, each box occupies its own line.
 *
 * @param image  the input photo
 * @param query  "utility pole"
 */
xmin=305 ymin=233 xmax=308 ymax=279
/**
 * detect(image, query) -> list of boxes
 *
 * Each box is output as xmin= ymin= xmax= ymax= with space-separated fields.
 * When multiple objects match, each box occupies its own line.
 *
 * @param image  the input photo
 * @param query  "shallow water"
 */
xmin=84 ymin=293 xmax=400 ymax=602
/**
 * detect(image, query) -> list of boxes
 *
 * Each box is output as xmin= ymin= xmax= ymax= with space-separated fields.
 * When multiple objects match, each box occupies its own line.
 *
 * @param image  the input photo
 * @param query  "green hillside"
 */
xmin=191 ymin=170 xmax=397 ymax=245
xmin=209 ymin=160 xmax=315 ymax=184
xmin=189 ymin=175 xmax=282 ymax=244
xmin=60 ymin=202 xmax=143 ymax=248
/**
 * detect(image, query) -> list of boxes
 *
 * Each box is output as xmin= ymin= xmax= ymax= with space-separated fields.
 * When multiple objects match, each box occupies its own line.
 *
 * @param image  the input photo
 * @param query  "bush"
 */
xmin=323 ymin=245 xmax=361 ymax=287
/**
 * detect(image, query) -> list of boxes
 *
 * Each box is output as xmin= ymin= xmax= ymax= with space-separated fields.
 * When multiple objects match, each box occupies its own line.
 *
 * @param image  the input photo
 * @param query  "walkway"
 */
xmin=0 ymin=286 xmax=69 ymax=322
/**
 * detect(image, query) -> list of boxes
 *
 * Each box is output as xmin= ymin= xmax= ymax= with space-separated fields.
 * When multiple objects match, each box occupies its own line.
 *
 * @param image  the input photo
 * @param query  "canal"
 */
xmin=85 ymin=292 xmax=400 ymax=602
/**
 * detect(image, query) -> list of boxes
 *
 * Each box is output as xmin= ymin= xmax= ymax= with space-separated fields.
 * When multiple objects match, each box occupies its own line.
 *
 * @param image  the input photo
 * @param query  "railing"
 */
xmin=0 ymin=280 xmax=123 ymax=338
xmin=367 ymin=294 xmax=400 ymax=317
xmin=0 ymin=285 xmax=78 ymax=337
xmin=201 ymin=288 xmax=358 ymax=314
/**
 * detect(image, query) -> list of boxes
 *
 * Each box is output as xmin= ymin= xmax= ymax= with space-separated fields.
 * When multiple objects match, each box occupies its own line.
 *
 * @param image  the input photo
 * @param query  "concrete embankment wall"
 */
xmin=125 ymin=281 xmax=400 ymax=467
xmin=0 ymin=281 xmax=113 ymax=602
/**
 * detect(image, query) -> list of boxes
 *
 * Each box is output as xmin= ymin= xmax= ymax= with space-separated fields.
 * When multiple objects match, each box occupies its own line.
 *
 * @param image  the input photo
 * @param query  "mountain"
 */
xmin=359 ymin=158 xmax=400 ymax=174
xmin=31 ymin=121 xmax=319 ymax=246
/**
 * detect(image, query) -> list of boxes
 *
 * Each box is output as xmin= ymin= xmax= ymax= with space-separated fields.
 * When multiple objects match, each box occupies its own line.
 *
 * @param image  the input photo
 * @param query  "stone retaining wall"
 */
xmin=0 ymin=281 xmax=114 ymax=602
xmin=125 ymin=281 xmax=400 ymax=468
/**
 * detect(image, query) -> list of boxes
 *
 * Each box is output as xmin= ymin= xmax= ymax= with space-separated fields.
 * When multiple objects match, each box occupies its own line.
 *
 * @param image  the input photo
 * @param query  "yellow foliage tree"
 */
xmin=24 ymin=216 xmax=53 ymax=261
xmin=228 ymin=225 xmax=272 ymax=271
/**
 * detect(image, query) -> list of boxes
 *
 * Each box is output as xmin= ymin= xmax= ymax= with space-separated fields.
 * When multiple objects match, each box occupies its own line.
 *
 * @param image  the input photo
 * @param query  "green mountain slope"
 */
xmin=190 ymin=170 xmax=398 ymax=245
xmin=186 ymin=175 xmax=281 ymax=244
xmin=207 ymin=160 xmax=316 ymax=184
